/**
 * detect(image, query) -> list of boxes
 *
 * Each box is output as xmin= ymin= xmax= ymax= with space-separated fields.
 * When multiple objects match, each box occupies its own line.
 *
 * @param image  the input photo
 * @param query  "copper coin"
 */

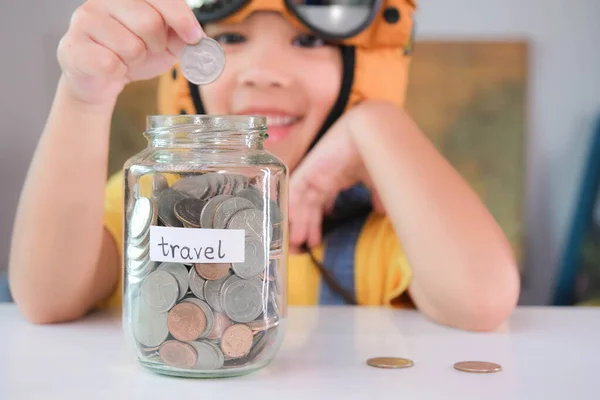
xmin=167 ymin=302 xmax=207 ymax=341
xmin=453 ymin=361 xmax=502 ymax=373
xmin=159 ymin=340 xmax=197 ymax=369
xmin=207 ymin=312 xmax=232 ymax=340
xmin=366 ymin=357 xmax=414 ymax=369
xmin=195 ymin=263 xmax=231 ymax=281
xmin=220 ymin=324 xmax=253 ymax=359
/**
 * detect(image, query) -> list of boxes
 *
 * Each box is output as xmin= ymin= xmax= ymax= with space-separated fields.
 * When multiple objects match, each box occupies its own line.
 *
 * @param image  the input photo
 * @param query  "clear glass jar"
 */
xmin=121 ymin=115 xmax=288 ymax=378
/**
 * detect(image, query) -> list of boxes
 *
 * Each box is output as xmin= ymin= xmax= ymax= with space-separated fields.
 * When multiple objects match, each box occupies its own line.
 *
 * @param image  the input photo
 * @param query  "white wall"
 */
xmin=1 ymin=0 xmax=599 ymax=304
xmin=415 ymin=0 xmax=600 ymax=304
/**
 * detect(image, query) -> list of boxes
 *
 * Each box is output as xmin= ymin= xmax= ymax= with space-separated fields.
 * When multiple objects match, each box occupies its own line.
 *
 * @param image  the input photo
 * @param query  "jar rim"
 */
xmin=146 ymin=115 xmax=267 ymax=131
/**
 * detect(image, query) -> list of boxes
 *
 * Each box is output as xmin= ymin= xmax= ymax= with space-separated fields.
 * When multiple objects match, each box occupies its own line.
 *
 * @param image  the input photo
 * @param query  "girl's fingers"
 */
xmin=109 ymin=0 xmax=168 ymax=55
xmin=58 ymin=36 xmax=127 ymax=78
xmin=146 ymin=0 xmax=204 ymax=44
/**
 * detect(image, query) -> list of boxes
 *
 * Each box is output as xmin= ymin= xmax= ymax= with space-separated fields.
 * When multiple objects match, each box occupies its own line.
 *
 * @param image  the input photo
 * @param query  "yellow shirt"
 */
xmin=100 ymin=172 xmax=413 ymax=309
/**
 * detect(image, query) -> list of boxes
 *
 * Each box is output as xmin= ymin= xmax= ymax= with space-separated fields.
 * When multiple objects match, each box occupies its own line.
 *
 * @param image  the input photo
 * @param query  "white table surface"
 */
xmin=1 ymin=304 xmax=599 ymax=400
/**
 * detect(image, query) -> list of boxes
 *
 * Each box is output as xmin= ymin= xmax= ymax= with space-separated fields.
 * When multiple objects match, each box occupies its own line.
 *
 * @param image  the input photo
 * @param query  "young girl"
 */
xmin=8 ymin=0 xmax=520 ymax=331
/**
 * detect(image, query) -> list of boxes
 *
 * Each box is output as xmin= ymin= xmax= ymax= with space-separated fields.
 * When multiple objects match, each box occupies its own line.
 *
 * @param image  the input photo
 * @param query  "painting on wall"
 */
xmin=108 ymin=40 xmax=528 ymax=269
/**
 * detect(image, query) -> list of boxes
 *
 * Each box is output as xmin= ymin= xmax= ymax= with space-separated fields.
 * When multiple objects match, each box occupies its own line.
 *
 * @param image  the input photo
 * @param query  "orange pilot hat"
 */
xmin=157 ymin=0 xmax=417 ymax=146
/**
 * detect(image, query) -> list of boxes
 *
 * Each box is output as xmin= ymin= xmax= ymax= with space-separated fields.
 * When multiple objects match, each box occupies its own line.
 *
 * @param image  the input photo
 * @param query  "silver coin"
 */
xmin=205 ymin=341 xmax=225 ymax=369
xmin=222 ymin=278 xmax=264 ymax=323
xmin=171 ymin=175 xmax=210 ymax=199
xmin=141 ymin=270 xmax=179 ymax=313
xmin=157 ymin=189 xmax=189 ymax=227
xmin=200 ymin=194 xmax=232 ymax=228
xmin=219 ymin=174 xmax=233 ymax=195
xmin=232 ymin=175 xmax=250 ymax=194
xmin=180 ymin=37 xmax=225 ymax=85
xmin=132 ymin=302 xmax=169 ymax=348
xmin=237 ymin=187 xmax=281 ymax=224
xmin=212 ymin=173 xmax=227 ymax=197
xmin=227 ymin=208 xmax=271 ymax=239
xmin=190 ymin=341 xmax=221 ymax=370
xmin=236 ymin=187 xmax=263 ymax=209
xmin=152 ymin=174 xmax=169 ymax=201
xmin=213 ymin=197 xmax=255 ymax=229
xmin=130 ymin=197 xmax=153 ymax=239
xmin=127 ymin=241 xmax=149 ymax=261
xmin=204 ymin=273 xmax=231 ymax=313
xmin=183 ymin=298 xmax=214 ymax=338
xmin=188 ymin=267 xmax=206 ymax=300
xmin=156 ymin=263 xmax=189 ymax=301
xmin=231 ymin=236 xmax=266 ymax=279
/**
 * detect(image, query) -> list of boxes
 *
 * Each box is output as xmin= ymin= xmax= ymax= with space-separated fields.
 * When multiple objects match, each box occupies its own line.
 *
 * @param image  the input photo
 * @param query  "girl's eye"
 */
xmin=213 ymin=33 xmax=247 ymax=45
xmin=292 ymin=34 xmax=326 ymax=48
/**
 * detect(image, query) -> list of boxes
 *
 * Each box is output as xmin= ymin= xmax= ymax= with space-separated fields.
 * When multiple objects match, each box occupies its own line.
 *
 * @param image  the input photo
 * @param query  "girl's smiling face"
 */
xmin=199 ymin=12 xmax=342 ymax=171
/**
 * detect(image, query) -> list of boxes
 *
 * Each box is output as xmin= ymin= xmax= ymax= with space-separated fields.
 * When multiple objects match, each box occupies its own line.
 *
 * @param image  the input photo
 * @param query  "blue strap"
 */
xmin=318 ymin=185 xmax=372 ymax=305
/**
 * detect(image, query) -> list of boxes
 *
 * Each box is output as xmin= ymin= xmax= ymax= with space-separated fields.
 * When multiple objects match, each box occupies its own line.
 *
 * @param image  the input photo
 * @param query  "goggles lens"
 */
xmin=287 ymin=0 xmax=380 ymax=38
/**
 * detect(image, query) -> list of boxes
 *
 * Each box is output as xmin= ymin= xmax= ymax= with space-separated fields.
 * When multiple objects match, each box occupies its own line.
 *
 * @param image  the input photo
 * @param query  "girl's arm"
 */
xmin=351 ymin=101 xmax=520 ymax=331
xmin=290 ymin=100 xmax=520 ymax=331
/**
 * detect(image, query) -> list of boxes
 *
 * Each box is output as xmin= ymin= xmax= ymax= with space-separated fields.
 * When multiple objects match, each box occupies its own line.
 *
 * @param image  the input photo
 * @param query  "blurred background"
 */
xmin=1 ymin=0 xmax=599 ymax=305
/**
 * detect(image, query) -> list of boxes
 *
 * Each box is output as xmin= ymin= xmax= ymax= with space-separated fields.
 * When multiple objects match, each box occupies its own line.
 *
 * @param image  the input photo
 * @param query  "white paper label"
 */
xmin=149 ymin=226 xmax=245 ymax=263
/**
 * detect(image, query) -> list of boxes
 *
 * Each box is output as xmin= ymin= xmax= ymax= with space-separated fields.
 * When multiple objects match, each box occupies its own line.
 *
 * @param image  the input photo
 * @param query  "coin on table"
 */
xmin=158 ymin=189 xmax=190 ymax=227
xmin=366 ymin=357 xmax=414 ymax=369
xmin=133 ymin=302 xmax=169 ymax=348
xmin=207 ymin=312 xmax=232 ymax=340
xmin=222 ymin=278 xmax=263 ymax=323
xmin=232 ymin=235 xmax=266 ymax=280
xmin=195 ymin=263 xmax=231 ymax=281
xmin=188 ymin=266 xmax=206 ymax=300
xmin=157 ymin=262 xmax=189 ymax=301
xmin=141 ymin=270 xmax=179 ymax=313
xmin=204 ymin=273 xmax=231 ymax=313
xmin=221 ymin=324 xmax=254 ymax=359
xmin=190 ymin=341 xmax=222 ymax=370
xmin=174 ymin=198 xmax=205 ymax=228
xmin=453 ymin=361 xmax=502 ymax=373
xmin=129 ymin=197 xmax=154 ymax=240
xmin=201 ymin=194 xmax=233 ymax=229
xmin=159 ymin=340 xmax=198 ymax=369
xmin=213 ymin=197 xmax=255 ymax=229
xmin=227 ymin=208 xmax=271 ymax=240
xmin=180 ymin=37 xmax=225 ymax=85
xmin=167 ymin=302 xmax=207 ymax=341
xmin=182 ymin=297 xmax=215 ymax=338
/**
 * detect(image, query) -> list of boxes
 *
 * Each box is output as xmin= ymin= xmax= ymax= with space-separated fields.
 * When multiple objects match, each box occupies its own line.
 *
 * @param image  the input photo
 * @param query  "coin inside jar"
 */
xmin=366 ymin=357 xmax=414 ymax=369
xmin=141 ymin=270 xmax=179 ymax=313
xmin=195 ymin=263 xmax=231 ymax=281
xmin=221 ymin=324 xmax=254 ymax=359
xmin=159 ymin=340 xmax=198 ymax=369
xmin=207 ymin=312 xmax=232 ymax=340
xmin=453 ymin=361 xmax=502 ymax=373
xmin=167 ymin=302 xmax=207 ymax=342
xmin=174 ymin=198 xmax=205 ymax=228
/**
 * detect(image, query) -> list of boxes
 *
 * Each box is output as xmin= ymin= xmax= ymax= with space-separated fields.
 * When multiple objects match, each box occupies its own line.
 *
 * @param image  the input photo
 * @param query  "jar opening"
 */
xmin=145 ymin=115 xmax=268 ymax=148
xmin=146 ymin=115 xmax=266 ymax=131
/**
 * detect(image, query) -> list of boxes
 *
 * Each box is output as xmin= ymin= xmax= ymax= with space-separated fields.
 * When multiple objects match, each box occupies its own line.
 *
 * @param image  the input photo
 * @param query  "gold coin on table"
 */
xmin=453 ymin=361 xmax=502 ymax=373
xmin=366 ymin=357 xmax=414 ymax=369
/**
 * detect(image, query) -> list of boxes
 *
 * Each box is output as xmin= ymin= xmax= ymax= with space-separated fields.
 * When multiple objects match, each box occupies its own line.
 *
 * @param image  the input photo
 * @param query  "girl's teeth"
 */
xmin=266 ymin=116 xmax=297 ymax=127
